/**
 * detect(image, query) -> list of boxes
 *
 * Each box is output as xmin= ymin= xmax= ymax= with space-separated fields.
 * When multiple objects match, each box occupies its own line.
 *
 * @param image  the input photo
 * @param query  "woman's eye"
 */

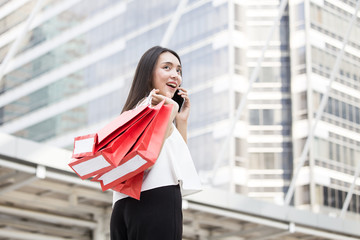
xmin=163 ymin=66 xmax=170 ymax=70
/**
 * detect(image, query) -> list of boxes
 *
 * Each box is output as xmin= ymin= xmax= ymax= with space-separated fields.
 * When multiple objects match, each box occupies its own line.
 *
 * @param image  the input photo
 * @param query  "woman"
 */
xmin=110 ymin=46 xmax=202 ymax=240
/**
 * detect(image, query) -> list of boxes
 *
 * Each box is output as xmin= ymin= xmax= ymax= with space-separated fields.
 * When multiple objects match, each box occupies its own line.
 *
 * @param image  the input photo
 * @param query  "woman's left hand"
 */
xmin=175 ymin=87 xmax=190 ymax=123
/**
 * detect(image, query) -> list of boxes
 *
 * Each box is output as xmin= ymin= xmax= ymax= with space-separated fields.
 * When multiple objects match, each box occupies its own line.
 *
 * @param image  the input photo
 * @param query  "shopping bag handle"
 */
xmin=136 ymin=91 xmax=153 ymax=108
xmin=145 ymin=92 xmax=152 ymax=106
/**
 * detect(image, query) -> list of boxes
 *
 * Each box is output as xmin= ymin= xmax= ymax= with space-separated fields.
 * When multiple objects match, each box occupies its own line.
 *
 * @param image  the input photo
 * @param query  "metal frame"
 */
xmin=185 ymin=189 xmax=360 ymax=240
xmin=1 ymin=131 xmax=360 ymax=239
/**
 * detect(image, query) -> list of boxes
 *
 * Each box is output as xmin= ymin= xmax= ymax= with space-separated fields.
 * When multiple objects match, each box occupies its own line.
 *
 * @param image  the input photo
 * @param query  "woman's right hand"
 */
xmin=150 ymin=89 xmax=179 ymax=140
xmin=150 ymin=89 xmax=179 ymax=113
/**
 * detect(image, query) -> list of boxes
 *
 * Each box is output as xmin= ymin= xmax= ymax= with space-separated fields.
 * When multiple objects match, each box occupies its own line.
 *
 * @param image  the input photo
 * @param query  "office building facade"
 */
xmin=289 ymin=0 xmax=360 ymax=219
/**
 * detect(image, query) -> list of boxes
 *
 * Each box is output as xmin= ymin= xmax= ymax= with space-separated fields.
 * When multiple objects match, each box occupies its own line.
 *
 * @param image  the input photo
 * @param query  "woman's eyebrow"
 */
xmin=161 ymin=61 xmax=182 ymax=68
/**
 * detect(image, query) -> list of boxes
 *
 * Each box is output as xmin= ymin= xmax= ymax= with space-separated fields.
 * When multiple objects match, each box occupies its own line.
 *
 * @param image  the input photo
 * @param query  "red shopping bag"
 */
xmin=69 ymin=99 xmax=156 ymax=178
xmin=93 ymin=103 xmax=173 ymax=191
xmin=69 ymin=101 xmax=165 ymax=180
xmin=69 ymin=105 xmax=158 ymax=179
xmin=101 ymin=101 xmax=165 ymax=166
xmin=112 ymin=172 xmax=144 ymax=200
xmin=69 ymin=152 xmax=114 ymax=180
xmin=71 ymin=103 xmax=153 ymax=159
xmin=72 ymin=134 xmax=97 ymax=158
xmin=95 ymin=103 xmax=153 ymax=152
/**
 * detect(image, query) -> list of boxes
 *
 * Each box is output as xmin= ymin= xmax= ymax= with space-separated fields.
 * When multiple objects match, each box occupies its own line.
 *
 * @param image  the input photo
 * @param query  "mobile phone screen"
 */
xmin=172 ymin=90 xmax=184 ymax=112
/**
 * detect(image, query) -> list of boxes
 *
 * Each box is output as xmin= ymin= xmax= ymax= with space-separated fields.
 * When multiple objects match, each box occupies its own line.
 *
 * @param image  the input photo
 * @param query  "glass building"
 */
xmin=0 ymin=0 xmax=359 ymax=221
xmin=289 ymin=0 xmax=360 ymax=219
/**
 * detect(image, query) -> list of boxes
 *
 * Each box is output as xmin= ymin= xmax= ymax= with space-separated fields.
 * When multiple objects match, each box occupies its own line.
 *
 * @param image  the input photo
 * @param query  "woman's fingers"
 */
xmin=150 ymin=89 xmax=175 ymax=106
xmin=150 ymin=89 xmax=163 ymax=106
xmin=177 ymin=87 xmax=188 ymax=98
xmin=177 ymin=87 xmax=188 ymax=93
xmin=177 ymin=87 xmax=190 ymax=108
xmin=150 ymin=89 xmax=185 ymax=113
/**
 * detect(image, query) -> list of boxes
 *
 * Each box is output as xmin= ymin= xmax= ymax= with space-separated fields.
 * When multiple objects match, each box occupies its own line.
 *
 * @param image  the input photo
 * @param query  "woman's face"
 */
xmin=152 ymin=51 xmax=182 ymax=98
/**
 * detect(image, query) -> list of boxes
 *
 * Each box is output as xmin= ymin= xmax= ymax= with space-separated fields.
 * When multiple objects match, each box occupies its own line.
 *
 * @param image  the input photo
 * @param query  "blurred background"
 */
xmin=0 ymin=0 xmax=359 ymax=239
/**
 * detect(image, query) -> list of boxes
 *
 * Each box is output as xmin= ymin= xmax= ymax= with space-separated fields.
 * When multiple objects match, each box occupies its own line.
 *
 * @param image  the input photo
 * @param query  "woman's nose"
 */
xmin=171 ymin=69 xmax=177 ymax=76
xmin=176 ymin=75 xmax=182 ymax=85
xmin=170 ymin=71 xmax=180 ymax=80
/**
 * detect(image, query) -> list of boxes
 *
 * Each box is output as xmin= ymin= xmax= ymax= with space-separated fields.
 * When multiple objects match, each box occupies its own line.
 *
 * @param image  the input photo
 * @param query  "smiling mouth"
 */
xmin=166 ymin=83 xmax=177 ymax=89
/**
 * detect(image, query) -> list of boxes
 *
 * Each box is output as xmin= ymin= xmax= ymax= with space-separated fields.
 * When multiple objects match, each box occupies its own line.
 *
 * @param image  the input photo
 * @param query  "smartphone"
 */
xmin=172 ymin=89 xmax=184 ymax=112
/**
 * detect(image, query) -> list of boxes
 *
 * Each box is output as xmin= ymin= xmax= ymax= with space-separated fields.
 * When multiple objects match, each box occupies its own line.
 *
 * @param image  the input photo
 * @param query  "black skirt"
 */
xmin=110 ymin=185 xmax=182 ymax=240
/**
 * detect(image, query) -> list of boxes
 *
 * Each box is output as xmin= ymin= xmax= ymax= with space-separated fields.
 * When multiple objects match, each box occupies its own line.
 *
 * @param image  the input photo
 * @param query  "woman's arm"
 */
xmin=174 ymin=87 xmax=190 ymax=143
xmin=150 ymin=89 xmax=179 ymax=140
xmin=175 ymin=119 xmax=188 ymax=143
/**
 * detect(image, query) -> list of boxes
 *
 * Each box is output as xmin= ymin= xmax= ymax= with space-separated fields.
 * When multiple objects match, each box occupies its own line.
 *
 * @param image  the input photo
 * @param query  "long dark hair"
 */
xmin=122 ymin=46 xmax=181 ymax=113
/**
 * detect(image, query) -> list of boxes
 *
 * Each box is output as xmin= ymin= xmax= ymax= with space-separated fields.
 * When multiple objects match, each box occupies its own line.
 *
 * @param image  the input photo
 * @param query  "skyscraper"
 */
xmin=0 ymin=0 xmax=359 ymax=222
xmin=288 ymin=0 xmax=360 ymax=219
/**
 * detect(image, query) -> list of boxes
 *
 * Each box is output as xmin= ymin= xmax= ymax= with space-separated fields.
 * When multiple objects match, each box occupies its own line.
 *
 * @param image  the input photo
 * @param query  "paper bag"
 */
xmin=112 ymin=172 xmax=144 ymax=200
xmin=93 ymin=104 xmax=173 ymax=191
xmin=72 ymin=134 xmax=97 ymax=158
xmin=101 ymin=101 xmax=165 ymax=166
xmin=95 ymin=104 xmax=153 ymax=152
xmin=69 ymin=152 xmax=114 ymax=179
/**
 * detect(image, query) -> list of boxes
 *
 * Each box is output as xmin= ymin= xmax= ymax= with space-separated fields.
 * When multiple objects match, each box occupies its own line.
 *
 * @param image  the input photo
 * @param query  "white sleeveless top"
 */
xmin=113 ymin=124 xmax=202 ymax=203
